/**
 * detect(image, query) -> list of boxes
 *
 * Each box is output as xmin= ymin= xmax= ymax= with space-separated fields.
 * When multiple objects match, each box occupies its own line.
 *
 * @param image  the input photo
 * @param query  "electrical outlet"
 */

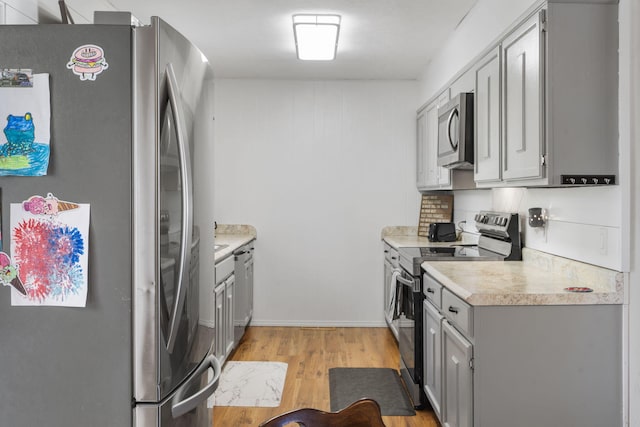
xmin=599 ymin=228 xmax=608 ymax=255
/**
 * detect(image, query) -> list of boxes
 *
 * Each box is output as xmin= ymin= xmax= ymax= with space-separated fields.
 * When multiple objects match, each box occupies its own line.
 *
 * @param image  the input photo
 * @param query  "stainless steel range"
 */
xmin=394 ymin=211 xmax=521 ymax=408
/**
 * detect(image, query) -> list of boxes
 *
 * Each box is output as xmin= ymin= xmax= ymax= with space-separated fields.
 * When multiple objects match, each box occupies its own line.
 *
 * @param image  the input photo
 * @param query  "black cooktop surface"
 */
xmin=399 ymin=245 xmax=504 ymax=259
xmin=398 ymin=245 xmax=505 ymax=275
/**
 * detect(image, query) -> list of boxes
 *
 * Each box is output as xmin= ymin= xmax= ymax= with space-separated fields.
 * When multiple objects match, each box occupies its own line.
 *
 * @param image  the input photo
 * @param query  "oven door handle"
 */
xmin=397 ymin=274 xmax=419 ymax=292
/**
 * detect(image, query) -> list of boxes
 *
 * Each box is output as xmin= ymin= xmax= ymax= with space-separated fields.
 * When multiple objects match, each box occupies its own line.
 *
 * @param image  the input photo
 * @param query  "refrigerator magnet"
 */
xmin=66 ymin=44 xmax=109 ymax=81
xmin=0 ymin=69 xmax=33 ymax=88
xmin=0 ymin=251 xmax=26 ymax=296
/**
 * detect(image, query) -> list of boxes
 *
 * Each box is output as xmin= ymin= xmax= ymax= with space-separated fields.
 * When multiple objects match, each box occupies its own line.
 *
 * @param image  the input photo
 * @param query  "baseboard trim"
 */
xmin=250 ymin=319 xmax=388 ymax=328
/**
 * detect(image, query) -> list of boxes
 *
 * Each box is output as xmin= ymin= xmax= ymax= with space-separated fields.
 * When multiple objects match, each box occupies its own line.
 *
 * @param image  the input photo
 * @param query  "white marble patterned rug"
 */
xmin=209 ymin=361 xmax=288 ymax=408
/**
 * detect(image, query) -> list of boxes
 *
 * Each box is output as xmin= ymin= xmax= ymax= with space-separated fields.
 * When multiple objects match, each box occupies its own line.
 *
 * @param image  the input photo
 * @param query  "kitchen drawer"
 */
xmin=442 ymin=288 xmax=473 ymax=338
xmin=384 ymin=243 xmax=399 ymax=268
xmin=215 ymin=256 xmax=234 ymax=286
xmin=423 ymin=273 xmax=443 ymax=310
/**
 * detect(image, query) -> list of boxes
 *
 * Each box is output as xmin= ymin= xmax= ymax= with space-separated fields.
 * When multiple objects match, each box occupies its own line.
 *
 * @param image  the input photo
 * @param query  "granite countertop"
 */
xmin=422 ymin=248 xmax=624 ymax=306
xmin=214 ymin=224 xmax=257 ymax=263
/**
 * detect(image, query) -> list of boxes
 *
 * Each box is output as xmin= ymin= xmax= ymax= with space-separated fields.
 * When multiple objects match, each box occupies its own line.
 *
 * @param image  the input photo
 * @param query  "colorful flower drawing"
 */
xmin=12 ymin=218 xmax=85 ymax=302
xmin=9 ymin=194 xmax=89 ymax=307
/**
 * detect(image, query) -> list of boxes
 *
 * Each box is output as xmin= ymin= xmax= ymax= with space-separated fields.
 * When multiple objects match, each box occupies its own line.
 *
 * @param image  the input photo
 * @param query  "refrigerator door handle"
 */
xmin=171 ymin=354 xmax=221 ymax=418
xmin=165 ymin=62 xmax=194 ymax=353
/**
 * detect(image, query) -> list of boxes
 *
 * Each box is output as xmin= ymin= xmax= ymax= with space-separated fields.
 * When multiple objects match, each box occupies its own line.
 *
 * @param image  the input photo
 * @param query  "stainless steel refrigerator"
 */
xmin=0 ymin=14 xmax=219 ymax=427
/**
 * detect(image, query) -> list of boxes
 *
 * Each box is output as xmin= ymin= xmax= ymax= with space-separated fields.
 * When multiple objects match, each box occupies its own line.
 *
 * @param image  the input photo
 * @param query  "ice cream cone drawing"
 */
xmin=57 ymin=200 xmax=79 ymax=212
xmin=22 ymin=193 xmax=79 ymax=216
xmin=0 ymin=251 xmax=26 ymax=295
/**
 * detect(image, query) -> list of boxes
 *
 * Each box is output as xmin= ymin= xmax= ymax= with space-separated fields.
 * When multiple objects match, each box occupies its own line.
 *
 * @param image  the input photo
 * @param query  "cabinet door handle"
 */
xmin=448 ymin=306 xmax=459 ymax=314
xmin=426 ymin=288 xmax=435 ymax=294
xmin=447 ymin=107 xmax=459 ymax=150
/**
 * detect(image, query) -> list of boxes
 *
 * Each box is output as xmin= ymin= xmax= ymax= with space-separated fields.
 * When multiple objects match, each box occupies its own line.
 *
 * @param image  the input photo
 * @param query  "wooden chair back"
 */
xmin=258 ymin=398 xmax=386 ymax=427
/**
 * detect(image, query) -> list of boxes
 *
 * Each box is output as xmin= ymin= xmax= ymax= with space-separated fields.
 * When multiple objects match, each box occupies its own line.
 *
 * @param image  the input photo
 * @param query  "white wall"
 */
xmin=1 ymin=0 xmax=37 ymax=23
xmin=213 ymin=79 xmax=419 ymax=326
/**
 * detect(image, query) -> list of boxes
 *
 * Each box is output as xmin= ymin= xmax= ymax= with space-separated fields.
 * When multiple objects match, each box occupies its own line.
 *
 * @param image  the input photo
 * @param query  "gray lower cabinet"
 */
xmin=423 ymin=275 xmax=622 ymax=427
xmin=214 ymin=274 xmax=235 ymax=364
xmin=441 ymin=319 xmax=473 ymax=427
xmin=246 ymin=251 xmax=254 ymax=321
xmin=224 ymin=274 xmax=235 ymax=356
xmin=214 ymin=282 xmax=226 ymax=359
xmin=215 ymin=241 xmax=255 ymax=365
xmin=423 ymin=300 xmax=444 ymax=420
xmin=214 ymin=256 xmax=235 ymax=364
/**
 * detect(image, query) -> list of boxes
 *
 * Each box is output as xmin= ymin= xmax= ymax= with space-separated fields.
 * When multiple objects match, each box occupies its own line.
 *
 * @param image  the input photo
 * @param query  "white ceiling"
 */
xmin=37 ymin=0 xmax=477 ymax=80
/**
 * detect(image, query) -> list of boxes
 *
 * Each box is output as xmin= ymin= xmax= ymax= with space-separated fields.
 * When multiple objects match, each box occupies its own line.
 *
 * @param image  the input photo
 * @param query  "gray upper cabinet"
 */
xmin=502 ymin=11 xmax=544 ymax=181
xmin=416 ymin=108 xmax=428 ymax=187
xmin=417 ymin=90 xmax=452 ymax=190
xmin=468 ymin=0 xmax=618 ymax=187
xmin=474 ymin=47 xmax=502 ymax=183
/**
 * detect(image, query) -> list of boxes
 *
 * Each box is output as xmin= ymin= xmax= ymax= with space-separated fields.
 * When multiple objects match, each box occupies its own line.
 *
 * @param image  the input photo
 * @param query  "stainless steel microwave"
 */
xmin=437 ymin=92 xmax=474 ymax=169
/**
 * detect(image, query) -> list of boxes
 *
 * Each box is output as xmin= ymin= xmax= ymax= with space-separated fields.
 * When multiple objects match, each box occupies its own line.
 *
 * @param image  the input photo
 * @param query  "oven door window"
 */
xmin=398 ymin=272 xmax=417 ymax=380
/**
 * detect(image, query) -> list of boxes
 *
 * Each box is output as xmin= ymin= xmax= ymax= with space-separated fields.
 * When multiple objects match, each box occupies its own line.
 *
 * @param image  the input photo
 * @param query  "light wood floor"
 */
xmin=212 ymin=326 xmax=441 ymax=427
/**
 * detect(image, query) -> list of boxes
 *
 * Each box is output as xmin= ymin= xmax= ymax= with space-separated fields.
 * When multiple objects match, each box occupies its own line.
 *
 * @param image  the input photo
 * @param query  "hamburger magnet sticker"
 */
xmin=66 ymin=44 xmax=108 ymax=81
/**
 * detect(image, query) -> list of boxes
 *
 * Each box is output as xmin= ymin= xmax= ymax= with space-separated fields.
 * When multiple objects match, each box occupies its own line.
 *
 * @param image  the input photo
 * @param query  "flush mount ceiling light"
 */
xmin=292 ymin=14 xmax=341 ymax=61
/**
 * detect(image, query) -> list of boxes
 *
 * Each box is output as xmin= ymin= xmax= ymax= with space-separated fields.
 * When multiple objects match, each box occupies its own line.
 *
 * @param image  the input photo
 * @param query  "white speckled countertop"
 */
xmin=214 ymin=224 xmax=256 ymax=262
xmin=381 ymin=226 xmax=478 ymax=248
xmin=422 ymin=248 xmax=624 ymax=306
xmin=381 ymin=225 xmax=624 ymax=306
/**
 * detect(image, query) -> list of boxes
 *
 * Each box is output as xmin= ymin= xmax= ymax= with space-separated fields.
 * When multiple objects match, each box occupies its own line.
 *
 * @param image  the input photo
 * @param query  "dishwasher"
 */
xmin=233 ymin=242 xmax=254 ymax=343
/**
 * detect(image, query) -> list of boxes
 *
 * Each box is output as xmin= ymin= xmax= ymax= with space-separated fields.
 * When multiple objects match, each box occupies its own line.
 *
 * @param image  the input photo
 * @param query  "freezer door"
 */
xmin=136 ymin=354 xmax=221 ymax=427
xmin=133 ymin=17 xmax=215 ymax=403
xmin=0 ymin=24 xmax=135 ymax=427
